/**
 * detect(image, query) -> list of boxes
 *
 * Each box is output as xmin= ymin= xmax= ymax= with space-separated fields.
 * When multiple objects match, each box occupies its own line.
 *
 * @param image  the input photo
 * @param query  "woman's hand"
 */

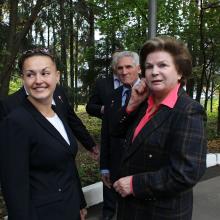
xmin=89 ymin=145 xmax=100 ymax=160
xmin=127 ymin=78 xmax=149 ymax=112
xmin=113 ymin=176 xmax=132 ymax=198
xmin=80 ymin=208 xmax=87 ymax=220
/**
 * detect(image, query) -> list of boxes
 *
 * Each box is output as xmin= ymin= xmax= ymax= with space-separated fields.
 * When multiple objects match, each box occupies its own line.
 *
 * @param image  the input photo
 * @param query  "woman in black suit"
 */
xmin=0 ymin=49 xmax=86 ymax=220
xmin=112 ymin=37 xmax=207 ymax=220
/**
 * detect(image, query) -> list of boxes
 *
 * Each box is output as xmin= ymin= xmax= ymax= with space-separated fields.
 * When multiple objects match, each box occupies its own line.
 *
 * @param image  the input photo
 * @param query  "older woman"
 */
xmin=0 ymin=49 xmax=85 ymax=220
xmin=113 ymin=36 xmax=207 ymax=220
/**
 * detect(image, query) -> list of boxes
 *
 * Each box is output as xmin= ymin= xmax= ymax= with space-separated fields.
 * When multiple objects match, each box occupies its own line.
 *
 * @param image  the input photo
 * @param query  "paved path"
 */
xmin=192 ymin=176 xmax=220 ymax=220
xmin=87 ymin=166 xmax=220 ymax=220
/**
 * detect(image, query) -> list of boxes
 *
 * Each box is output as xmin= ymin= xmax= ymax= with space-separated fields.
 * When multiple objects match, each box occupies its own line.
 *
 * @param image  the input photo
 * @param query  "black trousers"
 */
xmin=102 ymin=185 xmax=117 ymax=218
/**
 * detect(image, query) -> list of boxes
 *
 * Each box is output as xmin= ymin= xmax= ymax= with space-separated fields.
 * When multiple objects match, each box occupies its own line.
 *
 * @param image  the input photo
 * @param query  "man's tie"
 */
xmin=122 ymin=88 xmax=131 ymax=107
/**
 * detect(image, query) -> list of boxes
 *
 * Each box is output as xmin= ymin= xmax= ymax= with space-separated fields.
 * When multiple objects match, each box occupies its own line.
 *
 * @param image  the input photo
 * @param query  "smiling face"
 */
xmin=145 ymin=50 xmax=182 ymax=101
xmin=21 ymin=55 xmax=60 ymax=104
xmin=116 ymin=56 xmax=140 ymax=86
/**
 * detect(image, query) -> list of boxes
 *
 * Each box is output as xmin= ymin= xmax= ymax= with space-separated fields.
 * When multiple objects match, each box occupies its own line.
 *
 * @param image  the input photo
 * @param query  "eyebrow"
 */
xmin=24 ymin=67 xmax=50 ymax=72
xmin=117 ymin=64 xmax=134 ymax=68
xmin=145 ymin=60 xmax=169 ymax=64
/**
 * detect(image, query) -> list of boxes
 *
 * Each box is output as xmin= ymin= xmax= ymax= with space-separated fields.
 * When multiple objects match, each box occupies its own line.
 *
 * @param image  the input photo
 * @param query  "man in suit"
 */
xmin=86 ymin=54 xmax=122 ymax=220
xmin=86 ymin=74 xmax=121 ymax=119
xmin=100 ymin=51 xmax=140 ymax=220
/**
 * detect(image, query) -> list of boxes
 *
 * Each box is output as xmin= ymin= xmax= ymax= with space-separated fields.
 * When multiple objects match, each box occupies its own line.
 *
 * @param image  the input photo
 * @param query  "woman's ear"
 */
xmin=56 ymin=71 xmax=60 ymax=83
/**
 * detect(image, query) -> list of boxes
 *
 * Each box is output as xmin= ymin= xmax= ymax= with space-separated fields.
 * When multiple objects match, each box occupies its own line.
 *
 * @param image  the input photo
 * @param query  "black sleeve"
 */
xmin=0 ymin=99 xmax=7 ymax=121
xmin=86 ymin=79 xmax=103 ymax=119
xmin=56 ymin=86 xmax=96 ymax=151
xmin=0 ymin=118 xmax=30 ymax=220
xmin=100 ymin=99 xmax=111 ymax=170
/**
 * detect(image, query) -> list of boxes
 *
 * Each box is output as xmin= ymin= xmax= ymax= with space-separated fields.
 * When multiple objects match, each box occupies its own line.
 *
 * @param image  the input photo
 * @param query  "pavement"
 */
xmin=86 ymin=166 xmax=220 ymax=220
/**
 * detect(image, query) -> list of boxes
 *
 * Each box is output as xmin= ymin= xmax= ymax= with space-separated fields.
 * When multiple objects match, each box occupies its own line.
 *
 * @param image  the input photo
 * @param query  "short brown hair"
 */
xmin=140 ymin=36 xmax=192 ymax=86
xmin=18 ymin=48 xmax=55 ymax=73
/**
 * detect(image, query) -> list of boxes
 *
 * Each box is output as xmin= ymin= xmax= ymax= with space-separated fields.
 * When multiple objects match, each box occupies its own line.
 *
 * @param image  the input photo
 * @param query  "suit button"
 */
xmin=148 ymin=154 xmax=153 ymax=158
xmin=58 ymin=188 xmax=62 ymax=192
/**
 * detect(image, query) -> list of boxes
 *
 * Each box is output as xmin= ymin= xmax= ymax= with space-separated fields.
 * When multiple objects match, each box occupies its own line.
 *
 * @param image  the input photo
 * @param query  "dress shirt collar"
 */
xmin=148 ymin=83 xmax=180 ymax=109
xmin=113 ymin=74 xmax=121 ymax=89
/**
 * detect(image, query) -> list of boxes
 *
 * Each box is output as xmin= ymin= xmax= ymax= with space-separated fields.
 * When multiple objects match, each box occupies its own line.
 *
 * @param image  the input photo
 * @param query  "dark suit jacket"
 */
xmin=100 ymin=86 xmax=125 ymax=182
xmin=111 ymin=89 xmax=207 ymax=220
xmin=86 ymin=75 xmax=114 ymax=119
xmin=0 ymin=86 xmax=96 ymax=152
xmin=0 ymin=99 xmax=81 ymax=220
xmin=0 ymin=86 xmax=95 ymax=209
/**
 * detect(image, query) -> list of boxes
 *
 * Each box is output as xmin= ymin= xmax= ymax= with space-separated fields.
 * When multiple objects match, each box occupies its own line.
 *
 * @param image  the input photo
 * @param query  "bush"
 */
xmin=75 ymin=105 xmax=101 ymax=186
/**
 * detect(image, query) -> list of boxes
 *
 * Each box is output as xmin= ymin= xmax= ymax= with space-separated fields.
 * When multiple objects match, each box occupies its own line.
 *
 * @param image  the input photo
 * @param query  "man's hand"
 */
xmin=101 ymin=173 xmax=112 ymax=189
xmin=80 ymin=208 xmax=87 ymax=220
xmin=113 ymin=176 xmax=132 ymax=198
xmin=89 ymin=145 xmax=100 ymax=160
xmin=101 ymin=105 xmax=105 ymax=114
xmin=126 ymin=78 xmax=149 ymax=112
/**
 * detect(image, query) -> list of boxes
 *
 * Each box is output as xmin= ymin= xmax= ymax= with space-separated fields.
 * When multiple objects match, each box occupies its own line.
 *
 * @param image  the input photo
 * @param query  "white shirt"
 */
xmin=46 ymin=114 xmax=70 ymax=145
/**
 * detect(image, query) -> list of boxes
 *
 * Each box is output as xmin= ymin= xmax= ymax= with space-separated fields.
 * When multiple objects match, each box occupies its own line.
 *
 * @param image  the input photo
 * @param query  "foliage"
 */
xmin=8 ymin=75 xmax=22 ymax=94
xmin=75 ymin=105 xmax=101 ymax=186
xmin=206 ymin=97 xmax=219 ymax=140
xmin=76 ymin=149 xmax=100 ymax=187
xmin=76 ymin=105 xmax=102 ymax=143
xmin=1 ymin=0 xmax=220 ymax=101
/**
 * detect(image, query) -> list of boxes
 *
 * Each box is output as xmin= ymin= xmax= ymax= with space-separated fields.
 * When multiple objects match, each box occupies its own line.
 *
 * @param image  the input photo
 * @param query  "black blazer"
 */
xmin=100 ymin=86 xmax=125 ymax=182
xmin=0 ymin=86 xmax=96 ymax=151
xmin=0 ymin=99 xmax=81 ymax=220
xmin=112 ymin=89 xmax=207 ymax=220
xmin=86 ymin=75 xmax=115 ymax=119
xmin=0 ymin=86 xmax=95 ymax=209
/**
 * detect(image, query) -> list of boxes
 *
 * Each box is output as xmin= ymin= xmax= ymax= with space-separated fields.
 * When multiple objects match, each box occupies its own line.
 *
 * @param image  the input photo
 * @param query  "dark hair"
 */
xmin=18 ymin=48 xmax=56 ymax=73
xmin=139 ymin=36 xmax=192 ymax=86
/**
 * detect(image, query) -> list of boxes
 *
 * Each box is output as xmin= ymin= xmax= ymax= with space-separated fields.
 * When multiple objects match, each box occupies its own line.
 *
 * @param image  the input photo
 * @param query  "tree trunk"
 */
xmin=74 ymin=14 xmax=79 ymax=111
xmin=59 ymin=0 xmax=68 ymax=87
xmin=47 ymin=8 xmax=50 ymax=48
xmin=105 ymin=37 xmax=110 ymax=77
xmin=217 ymin=89 xmax=220 ymax=135
xmin=0 ymin=0 xmax=18 ymax=98
xmin=196 ymin=0 xmax=206 ymax=103
xmin=0 ymin=0 xmax=46 ymax=98
xmin=210 ymin=78 xmax=214 ymax=113
xmin=69 ymin=0 xmax=74 ymax=90
xmin=87 ymin=7 xmax=95 ymax=92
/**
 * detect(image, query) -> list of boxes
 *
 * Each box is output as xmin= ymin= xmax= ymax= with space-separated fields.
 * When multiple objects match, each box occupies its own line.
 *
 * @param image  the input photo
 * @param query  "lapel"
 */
xmin=123 ymin=102 xmax=173 ymax=161
xmin=18 ymin=87 xmax=27 ymax=98
xmin=57 ymin=112 xmax=78 ymax=155
xmin=22 ymin=99 xmax=76 ymax=155
xmin=52 ymin=86 xmax=66 ymax=115
xmin=113 ymin=86 xmax=124 ymax=107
